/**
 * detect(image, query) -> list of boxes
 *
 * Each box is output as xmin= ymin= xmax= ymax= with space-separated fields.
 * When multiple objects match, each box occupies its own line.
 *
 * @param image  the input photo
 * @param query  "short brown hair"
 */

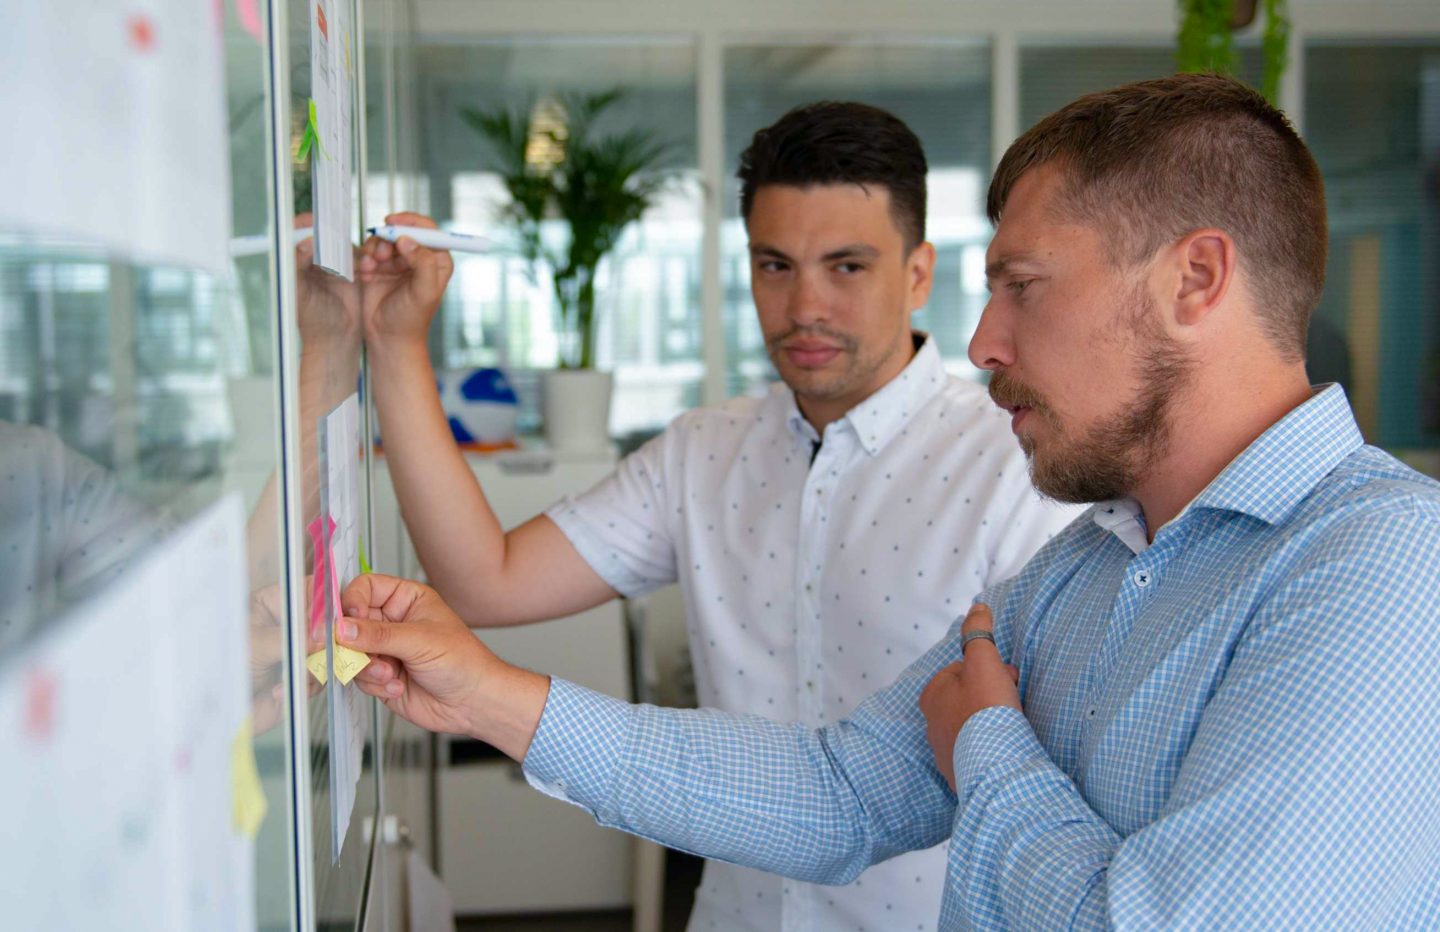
xmin=988 ymin=73 xmax=1326 ymax=361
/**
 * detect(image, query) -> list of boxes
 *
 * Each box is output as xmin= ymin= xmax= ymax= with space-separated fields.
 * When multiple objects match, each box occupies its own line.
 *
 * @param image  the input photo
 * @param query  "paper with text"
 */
xmin=308 ymin=0 xmax=355 ymax=278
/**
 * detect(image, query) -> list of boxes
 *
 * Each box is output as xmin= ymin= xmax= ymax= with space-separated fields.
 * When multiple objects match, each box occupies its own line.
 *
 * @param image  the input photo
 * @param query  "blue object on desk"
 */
xmin=442 ymin=368 xmax=519 ymax=449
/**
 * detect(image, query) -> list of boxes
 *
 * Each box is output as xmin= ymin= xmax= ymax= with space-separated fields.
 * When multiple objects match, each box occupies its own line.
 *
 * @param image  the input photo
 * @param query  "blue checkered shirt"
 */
xmin=524 ymin=384 xmax=1440 ymax=929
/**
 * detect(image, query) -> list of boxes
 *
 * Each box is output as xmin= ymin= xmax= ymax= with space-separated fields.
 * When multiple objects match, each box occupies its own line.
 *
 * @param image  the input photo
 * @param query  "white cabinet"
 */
xmin=372 ymin=447 xmax=636 ymax=915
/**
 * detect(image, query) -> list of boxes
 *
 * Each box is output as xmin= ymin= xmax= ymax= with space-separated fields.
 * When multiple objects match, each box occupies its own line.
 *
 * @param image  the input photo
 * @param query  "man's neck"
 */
xmin=795 ymin=331 xmax=922 ymax=433
xmin=1131 ymin=367 xmax=1314 ymax=541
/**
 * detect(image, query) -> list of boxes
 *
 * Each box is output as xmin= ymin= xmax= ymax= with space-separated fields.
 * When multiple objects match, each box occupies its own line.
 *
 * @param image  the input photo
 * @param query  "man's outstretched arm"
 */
xmin=338 ymin=572 xmax=962 ymax=883
xmin=360 ymin=213 xmax=617 ymax=626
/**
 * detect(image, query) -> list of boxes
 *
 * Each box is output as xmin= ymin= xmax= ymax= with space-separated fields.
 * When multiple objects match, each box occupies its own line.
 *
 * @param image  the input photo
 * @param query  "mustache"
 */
xmin=766 ymin=324 xmax=859 ymax=354
xmin=988 ymin=371 xmax=1049 ymax=413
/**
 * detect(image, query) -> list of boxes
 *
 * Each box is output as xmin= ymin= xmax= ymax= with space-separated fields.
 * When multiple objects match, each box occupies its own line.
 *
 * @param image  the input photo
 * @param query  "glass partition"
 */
xmin=722 ymin=40 xmax=994 ymax=397
xmin=282 ymin=0 xmax=383 ymax=925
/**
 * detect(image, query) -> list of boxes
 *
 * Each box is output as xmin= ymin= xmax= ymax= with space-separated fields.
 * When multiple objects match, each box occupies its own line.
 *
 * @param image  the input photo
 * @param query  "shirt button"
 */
xmin=806 ymin=680 xmax=814 ymax=691
xmin=1133 ymin=570 xmax=1152 ymax=588
xmin=1086 ymin=708 xmax=1097 ymax=719
xmin=804 ymin=583 xmax=813 ymax=593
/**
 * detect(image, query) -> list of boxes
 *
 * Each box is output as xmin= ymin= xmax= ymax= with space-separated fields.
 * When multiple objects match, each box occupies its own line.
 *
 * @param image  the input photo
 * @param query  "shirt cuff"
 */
xmin=545 ymin=498 xmax=651 ymax=597
xmin=952 ymin=705 xmax=1048 ymax=802
xmin=522 ymin=677 xmax=632 ymax=811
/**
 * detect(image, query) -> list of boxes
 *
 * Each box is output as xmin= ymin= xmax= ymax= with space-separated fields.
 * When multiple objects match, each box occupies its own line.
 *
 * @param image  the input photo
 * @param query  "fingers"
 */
xmin=385 ymin=211 xmax=438 ymax=230
xmin=357 ymin=656 xmax=399 ymax=683
xmin=396 ymin=235 xmax=455 ymax=296
xmin=337 ymin=611 xmax=432 ymax=662
xmin=340 ymin=572 xmax=411 ymax=621
xmin=960 ymin=603 xmax=1001 ymax=662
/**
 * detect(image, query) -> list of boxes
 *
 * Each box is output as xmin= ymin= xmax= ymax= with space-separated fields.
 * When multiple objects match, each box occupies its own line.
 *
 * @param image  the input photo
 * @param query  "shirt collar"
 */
xmin=781 ymin=332 xmax=948 ymax=456
xmin=1188 ymin=382 xmax=1363 ymax=525
xmin=1092 ymin=383 xmax=1364 ymax=554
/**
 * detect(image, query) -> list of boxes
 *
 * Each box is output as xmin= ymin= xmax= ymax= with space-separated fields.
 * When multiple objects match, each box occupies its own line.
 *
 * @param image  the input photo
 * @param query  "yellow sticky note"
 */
xmin=231 ymin=717 xmax=268 ymax=840
xmin=304 ymin=640 xmax=370 ymax=686
xmin=306 ymin=648 xmax=329 ymax=685
xmin=333 ymin=642 xmax=370 ymax=685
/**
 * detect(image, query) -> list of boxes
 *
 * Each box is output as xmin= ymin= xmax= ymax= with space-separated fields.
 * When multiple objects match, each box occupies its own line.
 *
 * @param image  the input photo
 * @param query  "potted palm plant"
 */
xmin=462 ymin=89 xmax=674 ymax=451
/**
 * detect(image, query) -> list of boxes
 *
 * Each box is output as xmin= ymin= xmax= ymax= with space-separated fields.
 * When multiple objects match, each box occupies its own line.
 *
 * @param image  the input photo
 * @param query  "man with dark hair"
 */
xmin=365 ymin=102 xmax=1075 ymax=929
xmin=347 ymin=76 xmax=1440 ymax=927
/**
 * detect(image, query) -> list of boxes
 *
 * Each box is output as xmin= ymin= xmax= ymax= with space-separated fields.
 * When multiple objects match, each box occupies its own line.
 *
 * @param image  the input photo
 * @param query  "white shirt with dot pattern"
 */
xmin=0 ymin=421 xmax=167 ymax=656
xmin=546 ymin=336 xmax=1083 ymax=932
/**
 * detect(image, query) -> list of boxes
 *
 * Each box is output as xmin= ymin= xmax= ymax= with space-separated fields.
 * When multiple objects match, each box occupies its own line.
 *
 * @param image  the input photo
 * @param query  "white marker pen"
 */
xmin=366 ymin=224 xmax=494 ymax=253
xmin=229 ymin=226 xmax=314 ymax=258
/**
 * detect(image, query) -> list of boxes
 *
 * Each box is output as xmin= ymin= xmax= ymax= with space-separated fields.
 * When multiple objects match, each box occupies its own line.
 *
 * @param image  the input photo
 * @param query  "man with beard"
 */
xmin=364 ymin=102 xmax=1076 ymax=930
xmin=341 ymin=74 xmax=1440 ymax=928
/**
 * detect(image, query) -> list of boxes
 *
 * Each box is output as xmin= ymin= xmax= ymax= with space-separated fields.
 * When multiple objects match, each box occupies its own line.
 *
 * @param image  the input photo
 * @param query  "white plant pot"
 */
xmin=542 ymin=369 xmax=614 ymax=453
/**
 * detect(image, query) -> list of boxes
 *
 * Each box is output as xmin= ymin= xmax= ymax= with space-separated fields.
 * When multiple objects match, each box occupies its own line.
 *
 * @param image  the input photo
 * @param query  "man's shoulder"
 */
xmin=1307 ymin=445 xmax=1440 ymax=527
xmin=630 ymin=395 xmax=772 ymax=464
xmin=1266 ymin=446 xmax=1440 ymax=587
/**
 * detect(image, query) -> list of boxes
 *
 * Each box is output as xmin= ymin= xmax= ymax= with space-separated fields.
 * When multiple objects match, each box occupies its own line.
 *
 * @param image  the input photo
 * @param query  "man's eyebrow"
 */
xmin=749 ymin=244 xmax=793 ymax=261
xmin=749 ymin=244 xmax=881 ymax=263
xmin=821 ymin=244 xmax=880 ymax=262
xmin=984 ymin=252 xmax=1041 ymax=281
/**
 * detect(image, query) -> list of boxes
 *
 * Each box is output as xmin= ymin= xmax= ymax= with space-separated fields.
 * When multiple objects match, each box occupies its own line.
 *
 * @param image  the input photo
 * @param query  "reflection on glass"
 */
xmin=723 ymin=41 xmax=994 ymax=397
xmin=414 ymin=39 xmax=702 ymax=437
xmin=1305 ymin=42 xmax=1440 ymax=474
xmin=1 ymin=1 xmax=301 ymax=926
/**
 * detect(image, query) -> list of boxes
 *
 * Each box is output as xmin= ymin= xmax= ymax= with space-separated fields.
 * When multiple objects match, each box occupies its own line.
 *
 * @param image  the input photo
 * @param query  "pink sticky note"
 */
xmin=235 ymin=0 xmax=262 ymax=40
xmin=306 ymin=515 xmax=337 ymax=641
xmin=24 ymin=669 xmax=56 ymax=742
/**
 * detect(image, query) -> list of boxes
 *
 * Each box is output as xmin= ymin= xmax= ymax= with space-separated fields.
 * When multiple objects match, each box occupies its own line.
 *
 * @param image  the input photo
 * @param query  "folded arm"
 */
xmin=939 ymin=510 xmax=1440 ymax=930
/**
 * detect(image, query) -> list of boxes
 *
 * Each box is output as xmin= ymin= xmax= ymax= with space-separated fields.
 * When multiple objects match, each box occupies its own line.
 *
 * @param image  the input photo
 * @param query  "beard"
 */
xmin=989 ymin=290 xmax=1195 ymax=504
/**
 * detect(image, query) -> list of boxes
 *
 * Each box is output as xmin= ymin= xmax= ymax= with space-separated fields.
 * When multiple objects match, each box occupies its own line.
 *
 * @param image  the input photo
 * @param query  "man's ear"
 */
xmin=1171 ymin=229 xmax=1236 ymax=328
xmin=907 ymin=241 xmax=937 ymax=311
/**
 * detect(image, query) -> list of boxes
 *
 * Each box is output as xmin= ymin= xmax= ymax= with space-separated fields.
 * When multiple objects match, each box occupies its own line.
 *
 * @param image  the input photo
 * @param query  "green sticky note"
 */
xmin=297 ymin=98 xmax=327 ymax=163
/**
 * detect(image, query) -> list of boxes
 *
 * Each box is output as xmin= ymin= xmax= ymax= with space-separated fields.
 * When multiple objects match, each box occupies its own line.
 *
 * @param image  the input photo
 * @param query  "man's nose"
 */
xmin=967 ymin=298 xmax=1014 ymax=371
xmin=786 ymin=270 xmax=828 ymax=326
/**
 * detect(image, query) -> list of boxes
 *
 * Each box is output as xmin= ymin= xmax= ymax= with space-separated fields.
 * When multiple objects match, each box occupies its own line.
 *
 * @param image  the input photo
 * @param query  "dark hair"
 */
xmin=988 ymin=73 xmax=1327 ymax=361
xmin=738 ymin=101 xmax=928 ymax=251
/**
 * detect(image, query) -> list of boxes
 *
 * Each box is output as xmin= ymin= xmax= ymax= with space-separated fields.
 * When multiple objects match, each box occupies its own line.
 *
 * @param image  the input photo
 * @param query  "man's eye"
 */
xmin=835 ymin=262 xmax=865 ymax=274
xmin=1007 ymin=279 xmax=1035 ymax=295
xmin=758 ymin=261 xmax=788 ymax=273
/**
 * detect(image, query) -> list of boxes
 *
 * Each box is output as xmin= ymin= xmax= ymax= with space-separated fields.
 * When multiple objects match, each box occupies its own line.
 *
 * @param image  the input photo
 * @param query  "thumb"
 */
xmin=338 ymin=613 xmax=424 ymax=661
